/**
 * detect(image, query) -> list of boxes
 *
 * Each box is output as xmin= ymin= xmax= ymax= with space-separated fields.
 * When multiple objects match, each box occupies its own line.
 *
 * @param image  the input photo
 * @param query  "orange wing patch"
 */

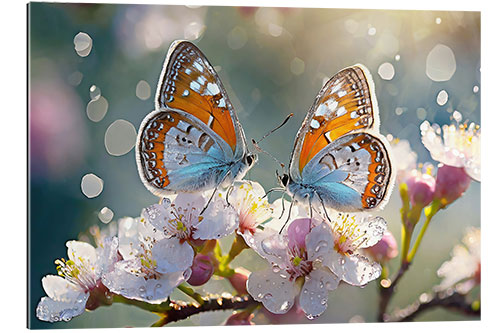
xmin=138 ymin=111 xmax=216 ymax=191
xmin=343 ymin=133 xmax=391 ymax=209
xmin=157 ymin=42 xmax=237 ymax=152
xmin=299 ymin=66 xmax=375 ymax=172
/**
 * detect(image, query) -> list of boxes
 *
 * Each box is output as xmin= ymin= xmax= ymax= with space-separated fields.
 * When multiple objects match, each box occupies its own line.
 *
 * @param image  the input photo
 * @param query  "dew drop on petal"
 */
xmin=81 ymin=173 xmax=104 ymax=198
xmin=104 ymin=119 xmax=137 ymax=156
xmin=86 ymin=97 xmax=108 ymax=122
xmin=135 ymin=80 xmax=151 ymax=100
xmin=98 ymin=207 xmax=114 ymax=224
xmin=436 ymin=90 xmax=449 ymax=106
xmin=426 ymin=44 xmax=456 ymax=82
xmin=290 ymin=57 xmax=305 ymax=75
xmin=74 ymin=32 xmax=93 ymax=57
xmin=378 ymin=62 xmax=395 ymax=80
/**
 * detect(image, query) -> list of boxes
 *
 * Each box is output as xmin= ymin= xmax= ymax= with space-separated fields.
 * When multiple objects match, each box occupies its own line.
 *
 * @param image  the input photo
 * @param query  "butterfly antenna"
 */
xmin=255 ymin=113 xmax=294 ymax=145
xmin=252 ymin=139 xmax=285 ymax=171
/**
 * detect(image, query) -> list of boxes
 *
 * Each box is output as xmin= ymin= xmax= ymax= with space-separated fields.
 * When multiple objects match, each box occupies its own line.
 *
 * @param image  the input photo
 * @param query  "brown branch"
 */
xmin=385 ymin=289 xmax=480 ymax=322
xmin=153 ymin=294 xmax=259 ymax=326
xmin=377 ymin=261 xmax=410 ymax=322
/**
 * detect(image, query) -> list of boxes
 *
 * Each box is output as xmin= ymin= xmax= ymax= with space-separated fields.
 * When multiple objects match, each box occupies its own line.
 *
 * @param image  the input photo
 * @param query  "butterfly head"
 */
xmin=278 ymin=172 xmax=290 ymax=188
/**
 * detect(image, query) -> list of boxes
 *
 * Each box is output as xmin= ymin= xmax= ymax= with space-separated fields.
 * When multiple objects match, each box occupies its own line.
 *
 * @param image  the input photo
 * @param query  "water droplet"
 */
xmin=378 ymin=62 xmax=395 ymax=80
xmin=272 ymin=265 xmax=280 ymax=273
xmin=264 ymin=293 xmax=272 ymax=300
xmin=315 ymin=240 xmax=328 ymax=253
xmin=81 ymin=173 xmax=104 ymax=198
xmin=98 ymin=206 xmax=114 ymax=224
xmin=395 ymin=54 xmax=401 ymax=61
xmin=290 ymin=57 xmax=305 ymax=76
xmin=436 ymin=90 xmax=449 ymax=106
xmin=136 ymin=80 xmax=151 ymax=100
xmin=104 ymin=119 xmax=137 ymax=156
xmin=89 ymin=85 xmax=101 ymax=100
xmin=426 ymin=44 xmax=456 ymax=82
xmin=227 ymin=26 xmax=248 ymax=50
xmin=86 ymin=96 xmax=109 ymax=122
xmin=74 ymin=32 xmax=93 ymax=57
xmin=473 ymin=85 xmax=479 ymax=93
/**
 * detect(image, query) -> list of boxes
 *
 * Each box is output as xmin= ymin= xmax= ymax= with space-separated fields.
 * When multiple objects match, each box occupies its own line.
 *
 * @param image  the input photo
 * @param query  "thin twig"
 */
xmin=385 ymin=289 xmax=480 ymax=322
xmin=154 ymin=294 xmax=259 ymax=326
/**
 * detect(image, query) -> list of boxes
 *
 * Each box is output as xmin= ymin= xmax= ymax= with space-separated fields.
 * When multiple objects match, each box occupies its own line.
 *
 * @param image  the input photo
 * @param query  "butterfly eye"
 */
xmin=246 ymin=154 xmax=255 ymax=166
xmin=280 ymin=174 xmax=289 ymax=187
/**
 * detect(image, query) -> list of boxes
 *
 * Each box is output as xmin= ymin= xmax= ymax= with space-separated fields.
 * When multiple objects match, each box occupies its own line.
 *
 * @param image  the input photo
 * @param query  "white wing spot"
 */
xmin=218 ymin=99 xmax=226 ymax=108
xmin=182 ymin=90 xmax=190 ymax=97
xmin=311 ymin=119 xmax=320 ymax=129
xmin=206 ymin=82 xmax=220 ymax=96
xmin=336 ymin=106 xmax=347 ymax=117
xmin=190 ymin=81 xmax=201 ymax=93
xmin=331 ymin=83 xmax=342 ymax=93
xmin=193 ymin=61 xmax=204 ymax=72
xmin=197 ymin=75 xmax=207 ymax=85
xmin=350 ymin=111 xmax=358 ymax=119
xmin=207 ymin=115 xmax=214 ymax=128
xmin=338 ymin=90 xmax=347 ymax=98
xmin=185 ymin=68 xmax=192 ymax=75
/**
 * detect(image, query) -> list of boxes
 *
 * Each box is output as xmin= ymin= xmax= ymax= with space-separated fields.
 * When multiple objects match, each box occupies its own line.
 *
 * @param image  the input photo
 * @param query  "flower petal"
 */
xmin=194 ymin=196 xmax=238 ymax=240
xmin=326 ymin=252 xmax=381 ymax=286
xmin=152 ymin=238 xmax=194 ymax=273
xmin=103 ymin=263 xmax=190 ymax=304
xmin=96 ymin=236 xmax=120 ymax=274
xmin=247 ymin=268 xmax=298 ymax=314
xmin=36 ymin=293 xmax=88 ymax=323
xmin=299 ymin=268 xmax=339 ymax=319
xmin=42 ymin=275 xmax=83 ymax=302
xmin=355 ymin=216 xmax=387 ymax=249
xmin=305 ymin=222 xmax=334 ymax=262
xmin=66 ymin=240 xmax=97 ymax=267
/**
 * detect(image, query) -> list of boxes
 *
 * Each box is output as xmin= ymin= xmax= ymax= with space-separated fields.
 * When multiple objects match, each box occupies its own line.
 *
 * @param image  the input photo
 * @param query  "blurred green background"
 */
xmin=28 ymin=3 xmax=480 ymax=328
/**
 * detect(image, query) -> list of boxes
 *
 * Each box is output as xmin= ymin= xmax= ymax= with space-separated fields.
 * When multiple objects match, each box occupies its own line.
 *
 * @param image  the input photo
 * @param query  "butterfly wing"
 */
xmin=302 ymin=132 xmax=393 ymax=211
xmin=136 ymin=109 xmax=236 ymax=196
xmin=155 ymin=40 xmax=246 ymax=160
xmin=288 ymin=64 xmax=394 ymax=211
xmin=289 ymin=64 xmax=379 ymax=179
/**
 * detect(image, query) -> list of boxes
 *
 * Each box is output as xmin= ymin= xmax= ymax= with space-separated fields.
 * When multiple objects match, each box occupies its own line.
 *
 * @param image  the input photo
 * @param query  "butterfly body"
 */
xmin=281 ymin=64 xmax=394 ymax=212
xmin=136 ymin=41 xmax=256 ymax=197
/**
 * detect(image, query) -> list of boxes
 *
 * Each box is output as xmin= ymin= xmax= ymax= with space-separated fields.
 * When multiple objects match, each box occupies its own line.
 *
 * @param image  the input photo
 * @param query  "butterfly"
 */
xmin=278 ymin=64 xmax=394 ymax=216
xmin=136 ymin=40 xmax=256 ymax=198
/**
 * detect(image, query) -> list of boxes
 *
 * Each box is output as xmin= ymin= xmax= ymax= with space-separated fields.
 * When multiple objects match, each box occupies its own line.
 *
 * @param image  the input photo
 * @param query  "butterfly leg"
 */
xmin=279 ymin=192 xmax=286 ymax=219
xmin=279 ymin=193 xmax=295 ymax=234
xmin=261 ymin=187 xmax=284 ymax=200
xmin=308 ymin=194 xmax=313 ymax=220
xmin=200 ymin=170 xmax=233 ymax=216
xmin=317 ymin=192 xmax=332 ymax=223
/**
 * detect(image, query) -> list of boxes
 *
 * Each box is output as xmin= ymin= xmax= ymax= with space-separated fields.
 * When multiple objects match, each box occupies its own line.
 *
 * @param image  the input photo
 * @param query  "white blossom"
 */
xmin=247 ymin=219 xmax=340 ymax=319
xmin=420 ymin=114 xmax=480 ymax=181
xmin=36 ymin=238 xmax=119 ymax=322
xmin=436 ymin=227 xmax=480 ymax=293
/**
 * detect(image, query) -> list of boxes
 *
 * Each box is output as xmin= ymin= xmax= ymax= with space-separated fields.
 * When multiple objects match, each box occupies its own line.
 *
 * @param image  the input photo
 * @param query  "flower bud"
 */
xmin=187 ymin=254 xmax=214 ymax=286
xmin=225 ymin=311 xmax=255 ymax=325
xmin=228 ymin=267 xmax=250 ymax=295
xmin=434 ymin=165 xmax=471 ymax=206
xmin=287 ymin=218 xmax=312 ymax=251
xmin=364 ymin=231 xmax=398 ymax=262
xmin=406 ymin=170 xmax=436 ymax=207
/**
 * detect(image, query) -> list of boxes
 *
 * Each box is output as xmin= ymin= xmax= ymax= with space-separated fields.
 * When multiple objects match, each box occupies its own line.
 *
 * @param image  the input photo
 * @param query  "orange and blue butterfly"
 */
xmin=136 ymin=41 xmax=256 ymax=197
xmin=278 ymin=64 xmax=395 ymax=217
